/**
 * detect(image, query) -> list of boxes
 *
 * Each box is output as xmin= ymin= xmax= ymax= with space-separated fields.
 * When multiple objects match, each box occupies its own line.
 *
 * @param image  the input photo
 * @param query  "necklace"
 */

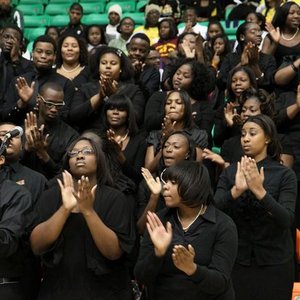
xmin=61 ymin=63 xmax=81 ymax=73
xmin=281 ymin=28 xmax=299 ymax=41
xmin=177 ymin=205 xmax=207 ymax=232
xmin=117 ymin=130 xmax=129 ymax=143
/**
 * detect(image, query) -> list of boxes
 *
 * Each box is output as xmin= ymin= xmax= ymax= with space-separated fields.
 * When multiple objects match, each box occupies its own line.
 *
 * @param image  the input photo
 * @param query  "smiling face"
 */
xmin=99 ymin=52 xmax=121 ymax=80
xmin=241 ymin=121 xmax=269 ymax=161
xmin=162 ymin=133 xmax=190 ymax=167
xmin=231 ymin=70 xmax=251 ymax=98
xmin=68 ymin=139 xmax=97 ymax=179
xmin=61 ymin=36 xmax=80 ymax=65
xmin=172 ymin=64 xmax=193 ymax=91
xmin=286 ymin=4 xmax=300 ymax=30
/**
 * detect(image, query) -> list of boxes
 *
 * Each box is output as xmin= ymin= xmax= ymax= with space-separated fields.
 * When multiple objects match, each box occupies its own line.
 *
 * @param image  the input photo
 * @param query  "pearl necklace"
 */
xmin=281 ymin=28 xmax=299 ymax=41
xmin=177 ymin=205 xmax=207 ymax=232
xmin=61 ymin=63 xmax=81 ymax=73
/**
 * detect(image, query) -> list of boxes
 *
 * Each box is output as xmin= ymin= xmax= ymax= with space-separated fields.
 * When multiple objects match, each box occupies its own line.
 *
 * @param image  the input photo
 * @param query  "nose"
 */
xmin=166 ymin=144 xmax=173 ymax=152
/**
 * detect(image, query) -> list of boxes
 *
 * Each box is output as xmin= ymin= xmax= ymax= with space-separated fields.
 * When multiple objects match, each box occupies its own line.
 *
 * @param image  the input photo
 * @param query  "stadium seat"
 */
xmin=25 ymin=26 xmax=46 ymax=40
xmin=81 ymin=2 xmax=105 ymax=14
xmin=48 ymin=0 xmax=73 ymax=3
xmin=17 ymin=3 xmax=44 ymax=15
xmin=26 ymin=41 xmax=34 ymax=54
xmin=24 ymin=14 xmax=50 ymax=27
xmin=49 ymin=15 xmax=69 ymax=26
xmin=18 ymin=0 xmax=46 ymax=4
xmin=123 ymin=12 xmax=144 ymax=25
xmin=136 ymin=0 xmax=147 ymax=12
xmin=106 ymin=1 xmax=136 ymax=13
xmin=45 ymin=3 xmax=70 ymax=15
xmin=82 ymin=13 xmax=107 ymax=25
xmin=220 ymin=20 xmax=244 ymax=36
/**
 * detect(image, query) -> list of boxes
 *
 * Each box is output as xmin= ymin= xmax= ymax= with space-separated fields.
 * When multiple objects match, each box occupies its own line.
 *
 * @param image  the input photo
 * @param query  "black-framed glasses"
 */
xmin=67 ymin=148 xmax=95 ymax=158
xmin=38 ymin=94 xmax=65 ymax=109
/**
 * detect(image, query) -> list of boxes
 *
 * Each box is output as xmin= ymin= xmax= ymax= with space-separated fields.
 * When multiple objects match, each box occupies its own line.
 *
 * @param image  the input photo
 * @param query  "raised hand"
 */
xmin=241 ymin=43 xmax=250 ymax=66
xmin=161 ymin=115 xmax=176 ymax=144
xmin=76 ymin=176 xmax=97 ymax=216
xmin=24 ymin=112 xmax=38 ymax=151
xmin=10 ymin=35 xmax=20 ymax=63
xmin=202 ymin=148 xmax=225 ymax=166
xmin=235 ymin=157 xmax=248 ymax=193
xmin=15 ymin=77 xmax=35 ymax=105
xmin=172 ymin=244 xmax=197 ymax=276
xmin=141 ymin=167 xmax=162 ymax=195
xmin=181 ymin=39 xmax=195 ymax=58
xmin=247 ymin=42 xmax=259 ymax=65
xmin=265 ymin=23 xmax=280 ymax=43
xmin=57 ymin=170 xmax=78 ymax=212
xmin=224 ymin=102 xmax=239 ymax=127
xmin=146 ymin=211 xmax=172 ymax=257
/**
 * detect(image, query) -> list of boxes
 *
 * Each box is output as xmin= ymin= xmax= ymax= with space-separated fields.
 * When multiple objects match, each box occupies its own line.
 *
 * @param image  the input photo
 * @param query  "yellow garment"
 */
xmin=134 ymin=26 xmax=159 ymax=45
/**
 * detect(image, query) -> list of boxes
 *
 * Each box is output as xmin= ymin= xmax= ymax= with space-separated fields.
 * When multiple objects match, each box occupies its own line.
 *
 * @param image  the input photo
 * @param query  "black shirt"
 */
xmin=215 ymin=157 xmax=297 ymax=266
xmin=134 ymin=204 xmax=238 ymax=300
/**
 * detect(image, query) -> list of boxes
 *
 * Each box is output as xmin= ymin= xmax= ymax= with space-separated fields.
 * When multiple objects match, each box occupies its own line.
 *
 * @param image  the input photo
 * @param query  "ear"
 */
xmin=240 ymin=34 xmax=245 ymax=41
xmin=185 ymin=152 xmax=190 ymax=160
xmin=0 ymin=155 xmax=5 ymax=166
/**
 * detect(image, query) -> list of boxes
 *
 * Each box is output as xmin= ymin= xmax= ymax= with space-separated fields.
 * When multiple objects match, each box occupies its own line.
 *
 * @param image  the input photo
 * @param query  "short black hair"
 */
xmin=117 ymin=17 xmax=135 ymax=34
xmin=163 ymin=160 xmax=213 ymax=208
xmin=33 ymin=35 xmax=57 ymax=53
xmin=1 ymin=23 xmax=23 ymax=41
xmin=69 ymin=2 xmax=83 ymax=13
xmin=86 ymin=25 xmax=107 ymax=45
xmin=104 ymin=94 xmax=138 ymax=136
xmin=129 ymin=32 xmax=150 ymax=46
xmin=39 ymin=81 xmax=64 ymax=96
xmin=89 ymin=46 xmax=134 ymax=82
xmin=158 ymin=18 xmax=178 ymax=40
xmin=56 ymin=34 xmax=88 ymax=67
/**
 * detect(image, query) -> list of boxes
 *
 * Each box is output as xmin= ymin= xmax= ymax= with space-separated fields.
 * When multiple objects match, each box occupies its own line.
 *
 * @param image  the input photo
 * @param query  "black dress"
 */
xmin=35 ymin=184 xmax=136 ymax=300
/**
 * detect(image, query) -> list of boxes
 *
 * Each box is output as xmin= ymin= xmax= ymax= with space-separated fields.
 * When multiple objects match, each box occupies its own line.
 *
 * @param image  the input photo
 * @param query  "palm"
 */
xmin=141 ymin=168 xmax=161 ymax=195
xmin=149 ymin=225 xmax=172 ymax=253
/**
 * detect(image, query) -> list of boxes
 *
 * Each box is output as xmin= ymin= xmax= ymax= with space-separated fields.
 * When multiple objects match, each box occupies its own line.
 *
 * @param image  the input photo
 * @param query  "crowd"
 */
xmin=0 ymin=0 xmax=300 ymax=299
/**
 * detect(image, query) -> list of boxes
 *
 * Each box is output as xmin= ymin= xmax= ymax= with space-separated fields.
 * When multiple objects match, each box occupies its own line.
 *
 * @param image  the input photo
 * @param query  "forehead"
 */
xmin=165 ymin=134 xmax=188 ymax=144
xmin=121 ymin=18 xmax=134 ymax=25
xmin=243 ymin=97 xmax=260 ymax=106
xmin=177 ymin=64 xmax=192 ymax=73
xmin=41 ymin=88 xmax=64 ymax=101
xmin=130 ymin=38 xmax=149 ymax=48
xmin=242 ymin=121 xmax=263 ymax=131
xmin=89 ymin=26 xmax=100 ymax=33
xmin=209 ymin=24 xmax=221 ymax=30
xmin=246 ymin=23 xmax=260 ymax=31
xmin=34 ymin=42 xmax=55 ymax=51
xmin=2 ymin=28 xmax=21 ymax=38
xmin=63 ymin=36 xmax=78 ymax=44
xmin=0 ymin=124 xmax=15 ymax=132
xmin=100 ymin=52 xmax=120 ymax=61
xmin=215 ymin=37 xmax=225 ymax=43
xmin=167 ymin=91 xmax=181 ymax=100
xmin=70 ymin=8 xmax=82 ymax=14
xmin=72 ymin=139 xmax=92 ymax=149
xmin=183 ymin=34 xmax=196 ymax=41
xmin=232 ymin=70 xmax=249 ymax=79
xmin=289 ymin=4 xmax=300 ymax=12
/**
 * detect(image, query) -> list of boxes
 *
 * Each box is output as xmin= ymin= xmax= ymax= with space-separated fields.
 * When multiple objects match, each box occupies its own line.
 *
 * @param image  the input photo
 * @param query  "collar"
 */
xmin=201 ymin=203 xmax=216 ymax=223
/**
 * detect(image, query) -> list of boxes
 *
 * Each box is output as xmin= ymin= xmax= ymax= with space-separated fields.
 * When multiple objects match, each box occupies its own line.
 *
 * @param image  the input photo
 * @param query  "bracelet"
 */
xmin=291 ymin=63 xmax=298 ymax=73
xmin=256 ymin=72 xmax=264 ymax=80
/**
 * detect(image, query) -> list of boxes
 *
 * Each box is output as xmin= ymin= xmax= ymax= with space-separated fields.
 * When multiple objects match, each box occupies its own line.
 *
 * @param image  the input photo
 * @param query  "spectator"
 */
xmin=45 ymin=26 xmax=59 ymax=43
xmin=86 ymin=25 xmax=107 ymax=54
xmin=0 ymin=0 xmax=23 ymax=30
xmin=105 ymin=4 xmax=122 ymax=43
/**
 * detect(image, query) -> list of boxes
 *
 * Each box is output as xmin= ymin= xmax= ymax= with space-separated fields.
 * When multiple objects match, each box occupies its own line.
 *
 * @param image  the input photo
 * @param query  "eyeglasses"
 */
xmin=38 ymin=94 xmax=65 ymax=109
xmin=67 ymin=148 xmax=95 ymax=158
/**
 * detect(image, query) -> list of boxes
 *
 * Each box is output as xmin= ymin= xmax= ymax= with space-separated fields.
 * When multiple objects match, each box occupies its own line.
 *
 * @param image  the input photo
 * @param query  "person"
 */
xmin=127 ymin=33 xmax=160 ymax=99
xmin=22 ymin=82 xmax=79 ymax=179
xmin=109 ymin=17 xmax=135 ymax=55
xmin=103 ymin=94 xmax=147 ymax=183
xmin=0 ymin=24 xmax=34 ymax=106
xmin=0 ymin=0 xmax=23 ymax=30
xmin=215 ymin=114 xmax=297 ymax=300
xmin=153 ymin=18 xmax=178 ymax=67
xmin=86 ymin=25 xmax=107 ymax=54
xmin=134 ymin=4 xmax=160 ymax=45
xmin=30 ymin=135 xmax=136 ymax=299
xmin=135 ymin=160 xmax=238 ymax=300
xmin=148 ymin=0 xmax=181 ymax=20
xmin=69 ymin=46 xmax=146 ymax=131
xmin=145 ymin=90 xmax=208 ymax=172
xmin=218 ymin=21 xmax=276 ymax=92
xmin=0 ymin=137 xmax=33 ymax=300
xmin=203 ymin=19 xmax=225 ymax=56
xmin=45 ymin=26 xmax=59 ymax=43
xmin=2 ymin=35 xmax=75 ymax=125
xmin=261 ymin=1 xmax=300 ymax=67
xmin=145 ymin=47 xmax=161 ymax=70
xmin=213 ymin=66 xmax=257 ymax=147
xmin=105 ymin=4 xmax=122 ymax=43
xmin=144 ymin=58 xmax=215 ymax=142
xmin=136 ymin=130 xmax=196 ymax=234
xmin=56 ymin=34 xmax=89 ymax=89
xmin=60 ymin=3 xmax=87 ymax=38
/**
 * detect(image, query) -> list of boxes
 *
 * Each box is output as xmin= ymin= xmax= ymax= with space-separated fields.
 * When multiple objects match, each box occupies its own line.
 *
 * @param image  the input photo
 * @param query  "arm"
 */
xmin=274 ymin=58 xmax=300 ymax=86
xmin=261 ymin=28 xmax=280 ymax=55
xmin=144 ymin=146 xmax=162 ymax=172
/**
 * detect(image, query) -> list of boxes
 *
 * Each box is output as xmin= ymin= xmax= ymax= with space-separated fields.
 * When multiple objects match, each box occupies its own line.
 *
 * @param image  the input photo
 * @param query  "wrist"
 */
xmin=81 ymin=208 xmax=95 ymax=217
xmin=154 ymin=248 xmax=167 ymax=257
xmin=253 ymin=187 xmax=267 ymax=200
xmin=231 ymin=185 xmax=245 ymax=199
xmin=186 ymin=263 xmax=197 ymax=276
xmin=36 ymin=150 xmax=50 ymax=162
xmin=17 ymin=98 xmax=27 ymax=109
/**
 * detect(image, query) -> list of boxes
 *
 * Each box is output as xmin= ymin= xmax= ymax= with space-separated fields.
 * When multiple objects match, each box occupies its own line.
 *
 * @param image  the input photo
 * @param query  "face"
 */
xmin=128 ymin=38 xmax=149 ymax=62
xmin=231 ymin=70 xmax=251 ymax=98
xmin=213 ymin=37 xmax=225 ymax=54
xmin=242 ymin=23 xmax=262 ymax=46
xmin=61 ymin=36 xmax=80 ymax=64
xmin=109 ymin=12 xmax=120 ymax=26
xmin=179 ymin=34 xmax=196 ymax=54
xmin=246 ymin=12 xmax=259 ymax=24
xmin=1 ymin=28 xmax=21 ymax=53
xmin=165 ymin=91 xmax=185 ymax=122
xmin=0 ymin=124 xmax=21 ymax=161
xmin=208 ymin=24 xmax=222 ymax=39
xmin=146 ymin=9 xmax=160 ymax=27
xmin=162 ymin=133 xmax=190 ymax=167
xmin=88 ymin=26 xmax=101 ymax=46
xmin=119 ymin=18 xmax=135 ymax=35
xmin=46 ymin=28 xmax=59 ymax=41
xmin=240 ymin=98 xmax=261 ymax=121
xmin=172 ymin=64 xmax=193 ymax=91
xmin=241 ymin=121 xmax=269 ymax=161
xmin=99 ymin=52 xmax=121 ymax=80
xmin=69 ymin=139 xmax=97 ymax=178
xmin=184 ymin=9 xmax=197 ymax=24
xmin=32 ymin=42 xmax=56 ymax=70
xmin=69 ymin=8 xmax=82 ymax=25
xmin=286 ymin=4 xmax=300 ymax=30
xmin=160 ymin=21 xmax=171 ymax=40
xmin=0 ymin=0 xmax=11 ymax=11
xmin=162 ymin=180 xmax=182 ymax=207
xmin=145 ymin=49 xmax=160 ymax=69
xmin=38 ymin=88 xmax=64 ymax=121
xmin=106 ymin=106 xmax=128 ymax=128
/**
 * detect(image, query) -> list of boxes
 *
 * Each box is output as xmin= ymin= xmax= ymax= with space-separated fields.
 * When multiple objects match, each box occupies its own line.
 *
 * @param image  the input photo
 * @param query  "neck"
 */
xmin=110 ymin=126 xmax=127 ymax=136
xmin=178 ymin=205 xmax=202 ymax=219
xmin=121 ymin=33 xmax=131 ymax=40
xmin=173 ymin=120 xmax=184 ymax=130
xmin=74 ymin=175 xmax=97 ymax=189
xmin=62 ymin=61 xmax=80 ymax=70
xmin=283 ymin=27 xmax=299 ymax=34
xmin=254 ymin=153 xmax=267 ymax=163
